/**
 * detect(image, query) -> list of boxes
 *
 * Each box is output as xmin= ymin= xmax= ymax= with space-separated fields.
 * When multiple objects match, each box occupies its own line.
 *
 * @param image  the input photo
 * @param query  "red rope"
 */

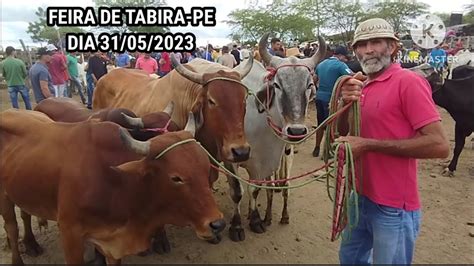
xmin=331 ymin=144 xmax=347 ymax=241
xmin=210 ymin=161 xmax=333 ymax=185
xmin=141 ymin=118 xmax=171 ymax=133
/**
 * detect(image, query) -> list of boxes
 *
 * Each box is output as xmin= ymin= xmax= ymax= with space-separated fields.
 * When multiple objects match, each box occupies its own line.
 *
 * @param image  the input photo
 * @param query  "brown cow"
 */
xmin=35 ymin=97 xmax=179 ymax=141
xmin=0 ymin=109 xmax=225 ymax=265
xmin=93 ymin=57 xmax=253 ymax=164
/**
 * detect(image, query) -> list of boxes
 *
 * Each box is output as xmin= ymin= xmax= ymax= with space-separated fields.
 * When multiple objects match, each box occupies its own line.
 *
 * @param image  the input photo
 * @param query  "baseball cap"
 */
xmin=334 ymin=46 xmax=349 ymax=57
xmin=37 ymin=47 xmax=52 ymax=57
xmin=46 ymin=44 xmax=58 ymax=52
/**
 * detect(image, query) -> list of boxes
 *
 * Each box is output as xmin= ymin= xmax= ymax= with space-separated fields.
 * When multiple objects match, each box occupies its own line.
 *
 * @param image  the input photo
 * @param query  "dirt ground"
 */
xmin=0 ymin=89 xmax=473 ymax=264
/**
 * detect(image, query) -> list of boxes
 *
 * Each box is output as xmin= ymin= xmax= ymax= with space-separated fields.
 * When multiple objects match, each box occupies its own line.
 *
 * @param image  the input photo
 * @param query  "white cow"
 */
xmin=224 ymin=34 xmax=326 ymax=241
xmin=448 ymin=49 xmax=474 ymax=78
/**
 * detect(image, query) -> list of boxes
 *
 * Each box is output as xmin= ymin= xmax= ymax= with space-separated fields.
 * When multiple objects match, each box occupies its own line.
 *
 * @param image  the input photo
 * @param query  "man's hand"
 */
xmin=335 ymin=136 xmax=371 ymax=158
xmin=341 ymin=72 xmax=366 ymax=103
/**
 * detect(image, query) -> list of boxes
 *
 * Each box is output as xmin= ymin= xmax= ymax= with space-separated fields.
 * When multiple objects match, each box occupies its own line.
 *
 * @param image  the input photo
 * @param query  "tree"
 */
xmin=322 ymin=1 xmax=366 ymax=45
xmin=292 ymin=0 xmax=330 ymax=37
xmin=372 ymin=0 xmax=429 ymax=33
xmin=92 ymin=0 xmax=168 ymax=33
xmin=27 ymin=7 xmax=84 ymax=45
xmin=225 ymin=0 xmax=316 ymax=45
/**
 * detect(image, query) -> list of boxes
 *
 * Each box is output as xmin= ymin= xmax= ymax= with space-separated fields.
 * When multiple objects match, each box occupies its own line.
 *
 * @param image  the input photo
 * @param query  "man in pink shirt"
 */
xmin=336 ymin=18 xmax=449 ymax=264
xmin=46 ymin=44 xmax=69 ymax=97
xmin=135 ymin=53 xmax=158 ymax=75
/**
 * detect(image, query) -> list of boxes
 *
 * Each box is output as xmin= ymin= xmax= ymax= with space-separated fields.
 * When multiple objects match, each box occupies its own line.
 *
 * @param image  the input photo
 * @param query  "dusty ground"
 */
xmin=0 ymin=89 xmax=473 ymax=264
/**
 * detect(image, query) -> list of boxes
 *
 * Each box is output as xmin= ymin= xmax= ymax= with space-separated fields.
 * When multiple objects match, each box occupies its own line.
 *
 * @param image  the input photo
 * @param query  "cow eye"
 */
xmin=273 ymin=83 xmax=281 ymax=90
xmin=171 ymin=176 xmax=184 ymax=184
xmin=208 ymin=98 xmax=216 ymax=106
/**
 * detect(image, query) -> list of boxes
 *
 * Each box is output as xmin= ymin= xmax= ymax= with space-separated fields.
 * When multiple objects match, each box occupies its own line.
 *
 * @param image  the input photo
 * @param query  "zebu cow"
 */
xmin=35 ymin=97 xmax=179 ymax=141
xmin=223 ymin=34 xmax=326 ymax=241
xmin=0 ymin=109 xmax=225 ymax=265
xmin=411 ymin=64 xmax=474 ymax=176
xmin=93 ymin=58 xmax=253 ymax=165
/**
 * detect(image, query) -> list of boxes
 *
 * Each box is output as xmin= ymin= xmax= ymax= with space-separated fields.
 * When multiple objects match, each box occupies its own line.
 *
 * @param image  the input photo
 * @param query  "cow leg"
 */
xmin=280 ymin=187 xmax=290 ymax=224
xmin=443 ymin=124 xmax=468 ymax=177
xmin=59 ymin=223 xmax=85 ymax=264
xmin=248 ymin=186 xmax=266 ymax=234
xmin=0 ymin=196 xmax=24 ymax=265
xmin=152 ymin=227 xmax=171 ymax=254
xmin=263 ymin=182 xmax=273 ymax=227
xmin=225 ymin=163 xmax=245 ymax=242
xmin=20 ymin=210 xmax=43 ymax=257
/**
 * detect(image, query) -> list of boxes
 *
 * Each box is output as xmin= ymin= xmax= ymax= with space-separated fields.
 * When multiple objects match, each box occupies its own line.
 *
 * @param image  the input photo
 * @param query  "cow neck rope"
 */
xmin=202 ymin=77 xmax=250 ymax=96
xmin=154 ymin=139 xmax=197 ymax=160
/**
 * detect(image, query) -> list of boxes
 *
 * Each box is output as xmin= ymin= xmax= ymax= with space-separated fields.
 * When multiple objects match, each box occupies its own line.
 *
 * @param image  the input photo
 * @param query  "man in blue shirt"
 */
xmin=269 ymin=37 xmax=282 ymax=56
xmin=115 ymin=52 xmax=130 ymax=68
xmin=428 ymin=45 xmax=447 ymax=72
xmin=29 ymin=47 xmax=55 ymax=103
xmin=313 ymin=46 xmax=353 ymax=157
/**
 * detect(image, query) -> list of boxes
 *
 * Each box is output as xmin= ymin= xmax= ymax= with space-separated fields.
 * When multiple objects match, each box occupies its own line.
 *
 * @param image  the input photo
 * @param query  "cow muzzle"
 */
xmin=228 ymin=144 xmax=251 ymax=162
xmin=284 ymin=124 xmax=308 ymax=141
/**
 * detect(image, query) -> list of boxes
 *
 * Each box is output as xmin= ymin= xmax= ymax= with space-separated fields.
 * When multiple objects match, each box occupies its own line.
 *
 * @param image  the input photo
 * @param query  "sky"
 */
xmin=1 ymin=0 xmax=471 ymax=50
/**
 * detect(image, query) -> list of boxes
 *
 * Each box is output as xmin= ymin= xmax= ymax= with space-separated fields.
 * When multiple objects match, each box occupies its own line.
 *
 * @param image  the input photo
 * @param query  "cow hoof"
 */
xmin=22 ymin=240 xmax=43 ymax=257
xmin=263 ymin=218 xmax=272 ymax=227
xmin=441 ymin=168 xmax=455 ymax=177
xmin=152 ymin=234 xmax=171 ymax=254
xmin=229 ymin=226 xmax=245 ymax=242
xmin=249 ymin=210 xmax=266 ymax=234
xmin=206 ymin=234 xmax=222 ymax=244
xmin=279 ymin=216 xmax=290 ymax=225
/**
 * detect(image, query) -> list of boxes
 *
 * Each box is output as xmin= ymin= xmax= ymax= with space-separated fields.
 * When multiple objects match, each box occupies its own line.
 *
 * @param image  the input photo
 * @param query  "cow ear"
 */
xmin=255 ymin=85 xmax=275 ymax=113
xmin=190 ymin=93 xmax=205 ymax=130
xmin=111 ymin=160 xmax=146 ymax=178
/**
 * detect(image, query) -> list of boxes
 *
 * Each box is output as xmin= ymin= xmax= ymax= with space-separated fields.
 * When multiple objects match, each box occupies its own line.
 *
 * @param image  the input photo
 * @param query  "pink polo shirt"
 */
xmin=358 ymin=63 xmax=440 ymax=211
xmin=135 ymin=57 xmax=158 ymax=74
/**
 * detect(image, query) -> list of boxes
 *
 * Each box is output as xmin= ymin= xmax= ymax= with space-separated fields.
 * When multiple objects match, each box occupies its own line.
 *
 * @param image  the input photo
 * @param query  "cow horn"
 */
xmin=236 ymin=55 xmax=253 ymax=78
xmin=259 ymin=33 xmax=273 ymax=65
xmin=119 ymin=128 xmax=150 ymax=155
xmin=170 ymin=53 xmax=205 ymax=85
xmin=163 ymin=101 xmax=174 ymax=116
xmin=121 ymin=112 xmax=144 ymax=129
xmin=184 ymin=112 xmax=196 ymax=137
xmin=301 ymin=35 xmax=326 ymax=69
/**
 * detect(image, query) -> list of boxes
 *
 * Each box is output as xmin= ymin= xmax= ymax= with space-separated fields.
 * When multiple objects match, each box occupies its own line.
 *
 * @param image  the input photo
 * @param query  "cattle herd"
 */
xmin=0 ymin=33 xmax=473 ymax=265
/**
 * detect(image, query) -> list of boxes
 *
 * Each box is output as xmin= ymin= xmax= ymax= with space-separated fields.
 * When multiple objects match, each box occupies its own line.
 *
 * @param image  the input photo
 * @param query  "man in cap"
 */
xmin=312 ymin=46 xmax=352 ymax=157
xmin=29 ymin=47 xmax=54 ymax=103
xmin=46 ymin=44 xmax=69 ymax=97
xmin=336 ymin=18 xmax=449 ymax=264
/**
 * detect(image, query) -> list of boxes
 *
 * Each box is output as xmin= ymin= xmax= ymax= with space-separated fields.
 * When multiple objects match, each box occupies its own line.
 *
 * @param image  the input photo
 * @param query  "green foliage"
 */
xmin=371 ymin=0 xmax=429 ymax=32
xmin=225 ymin=0 xmax=316 ymax=45
xmin=27 ymin=7 xmax=85 ymax=44
xmin=92 ymin=0 xmax=168 ymax=33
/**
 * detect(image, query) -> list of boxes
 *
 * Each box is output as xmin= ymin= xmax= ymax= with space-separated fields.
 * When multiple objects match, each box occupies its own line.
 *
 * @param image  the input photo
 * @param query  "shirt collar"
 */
xmin=367 ymin=63 xmax=401 ymax=85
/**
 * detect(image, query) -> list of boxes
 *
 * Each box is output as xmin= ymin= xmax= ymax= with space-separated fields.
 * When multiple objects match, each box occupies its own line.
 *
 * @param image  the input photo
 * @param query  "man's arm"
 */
xmin=337 ymin=121 xmax=449 ymax=159
xmin=39 ymin=80 xmax=53 ymax=98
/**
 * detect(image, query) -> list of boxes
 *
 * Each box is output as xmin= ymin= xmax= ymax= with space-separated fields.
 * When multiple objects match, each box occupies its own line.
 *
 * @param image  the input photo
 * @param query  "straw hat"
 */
xmin=352 ymin=18 xmax=399 ymax=47
xmin=286 ymin=47 xmax=304 ymax=58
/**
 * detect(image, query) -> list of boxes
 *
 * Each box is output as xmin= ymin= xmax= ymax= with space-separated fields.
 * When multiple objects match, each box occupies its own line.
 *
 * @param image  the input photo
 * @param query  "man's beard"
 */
xmin=357 ymin=52 xmax=391 ymax=74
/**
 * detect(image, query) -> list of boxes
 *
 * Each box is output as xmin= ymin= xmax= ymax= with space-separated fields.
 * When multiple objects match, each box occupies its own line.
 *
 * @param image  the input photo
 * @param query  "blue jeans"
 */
xmin=86 ymin=73 xmax=94 ymax=109
xmin=8 ymin=85 xmax=32 ymax=110
xmin=339 ymin=195 xmax=421 ymax=264
xmin=69 ymin=76 xmax=86 ymax=104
